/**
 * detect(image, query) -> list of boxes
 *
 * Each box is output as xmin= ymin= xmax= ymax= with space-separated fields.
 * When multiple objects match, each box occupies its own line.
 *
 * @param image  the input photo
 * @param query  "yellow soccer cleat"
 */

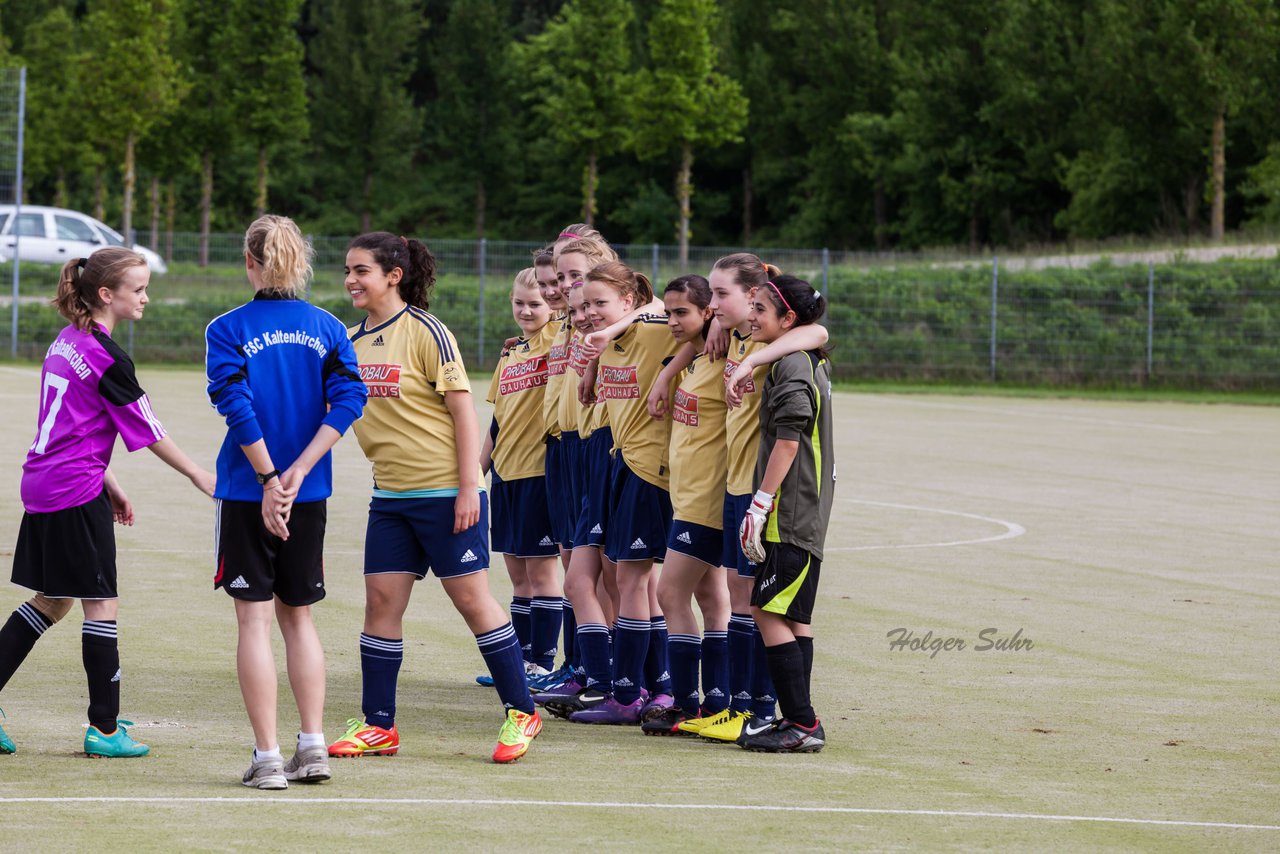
xmin=697 ymin=710 xmax=754 ymax=743
xmin=328 ymin=718 xmax=399 ymax=757
xmin=676 ymin=707 xmax=733 ymax=736
xmin=492 ymin=708 xmax=542 ymax=764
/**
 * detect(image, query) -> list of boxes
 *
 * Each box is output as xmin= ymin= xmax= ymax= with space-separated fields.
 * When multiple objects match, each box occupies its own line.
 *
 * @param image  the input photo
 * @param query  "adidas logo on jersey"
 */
xmin=630 ymin=538 xmax=646 ymax=549
xmin=539 ymin=536 xmax=554 ymax=546
xmin=677 ymin=531 xmax=692 ymax=544
xmin=371 ymin=334 xmax=385 ymax=346
xmin=613 ymin=343 xmax=624 ymax=353
xmin=461 ymin=549 xmax=479 ymax=563
xmin=230 ymin=576 xmax=250 ymax=589
xmin=590 ymin=524 xmax=603 ymax=534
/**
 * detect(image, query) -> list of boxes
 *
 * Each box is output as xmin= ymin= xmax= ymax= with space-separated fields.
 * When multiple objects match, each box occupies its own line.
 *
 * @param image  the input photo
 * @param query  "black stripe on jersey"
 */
xmin=92 ymin=328 xmax=148 ymax=406
xmin=322 ymin=346 xmax=360 ymax=384
xmin=636 ymin=313 xmax=669 ymax=324
xmin=407 ymin=307 xmax=457 ymax=363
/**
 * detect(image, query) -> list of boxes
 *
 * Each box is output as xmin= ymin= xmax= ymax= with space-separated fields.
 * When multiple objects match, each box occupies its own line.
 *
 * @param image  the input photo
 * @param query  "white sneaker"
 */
xmin=242 ymin=755 xmax=288 ymax=790
xmin=524 ymin=662 xmax=551 ymax=678
xmin=283 ymin=745 xmax=331 ymax=783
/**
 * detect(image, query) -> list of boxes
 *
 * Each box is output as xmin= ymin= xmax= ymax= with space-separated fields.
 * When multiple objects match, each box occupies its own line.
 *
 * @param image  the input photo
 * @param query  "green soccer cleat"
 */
xmin=84 ymin=720 xmax=149 ymax=758
xmin=0 ymin=709 xmax=14 ymax=755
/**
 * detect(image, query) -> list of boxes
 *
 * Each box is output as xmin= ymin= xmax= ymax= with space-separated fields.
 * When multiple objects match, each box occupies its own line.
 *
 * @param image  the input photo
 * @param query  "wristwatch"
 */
xmin=256 ymin=469 xmax=282 ymax=485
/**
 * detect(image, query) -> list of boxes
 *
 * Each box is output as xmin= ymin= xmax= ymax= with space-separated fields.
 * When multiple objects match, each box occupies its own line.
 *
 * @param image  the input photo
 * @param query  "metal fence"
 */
xmin=1 ymin=233 xmax=1276 ymax=389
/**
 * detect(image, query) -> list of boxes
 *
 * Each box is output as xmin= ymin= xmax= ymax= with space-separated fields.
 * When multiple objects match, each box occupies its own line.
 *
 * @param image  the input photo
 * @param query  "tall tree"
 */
xmin=518 ymin=0 xmax=633 ymax=226
xmin=308 ymin=0 xmax=422 ymax=232
xmin=82 ymin=0 xmax=183 ymax=245
xmin=432 ymin=0 xmax=518 ymax=240
xmin=20 ymin=7 xmax=96 ymax=208
xmin=227 ymin=0 xmax=308 ymax=216
xmin=172 ymin=0 xmax=235 ymax=265
xmin=627 ymin=0 xmax=747 ymax=268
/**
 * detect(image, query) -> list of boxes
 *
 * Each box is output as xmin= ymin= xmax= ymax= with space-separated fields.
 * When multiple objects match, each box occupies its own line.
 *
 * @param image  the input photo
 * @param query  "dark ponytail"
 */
xmin=349 ymin=231 xmax=437 ymax=310
xmin=757 ymin=274 xmax=830 ymax=360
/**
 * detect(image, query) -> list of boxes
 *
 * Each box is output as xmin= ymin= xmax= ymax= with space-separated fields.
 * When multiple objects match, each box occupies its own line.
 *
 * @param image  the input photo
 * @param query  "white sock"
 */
xmin=253 ymin=746 xmax=282 ymax=761
xmin=297 ymin=732 xmax=325 ymax=750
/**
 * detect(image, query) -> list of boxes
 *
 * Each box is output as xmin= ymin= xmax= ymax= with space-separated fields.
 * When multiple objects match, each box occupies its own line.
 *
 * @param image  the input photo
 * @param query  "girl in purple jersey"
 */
xmin=0 ymin=248 xmax=214 ymax=758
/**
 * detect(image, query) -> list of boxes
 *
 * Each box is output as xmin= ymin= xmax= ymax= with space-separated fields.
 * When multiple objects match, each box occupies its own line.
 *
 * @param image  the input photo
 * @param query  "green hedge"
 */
xmin=2 ymin=258 xmax=1276 ymax=390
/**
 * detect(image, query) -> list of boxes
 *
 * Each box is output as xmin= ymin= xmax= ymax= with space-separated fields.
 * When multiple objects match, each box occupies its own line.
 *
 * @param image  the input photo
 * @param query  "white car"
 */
xmin=0 ymin=205 xmax=168 ymax=274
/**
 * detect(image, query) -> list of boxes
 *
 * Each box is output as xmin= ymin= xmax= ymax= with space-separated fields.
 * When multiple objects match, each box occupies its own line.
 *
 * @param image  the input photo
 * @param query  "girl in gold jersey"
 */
xmin=664 ymin=254 xmax=828 ymax=743
xmin=566 ymin=261 xmax=680 ymax=725
xmin=640 ymin=275 xmax=733 ymax=736
xmin=329 ymin=232 xmax=540 ymax=764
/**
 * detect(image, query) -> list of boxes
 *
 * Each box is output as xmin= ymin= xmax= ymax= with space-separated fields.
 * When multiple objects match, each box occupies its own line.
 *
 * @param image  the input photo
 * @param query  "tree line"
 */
xmin=2 ymin=0 xmax=1280 ymax=265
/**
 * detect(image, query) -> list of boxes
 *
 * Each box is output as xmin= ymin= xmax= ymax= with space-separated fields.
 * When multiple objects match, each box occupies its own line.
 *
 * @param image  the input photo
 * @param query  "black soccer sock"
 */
xmin=765 ymin=640 xmax=816 ymax=728
xmin=0 ymin=603 xmax=53 ymax=692
xmin=81 ymin=620 xmax=120 ymax=733
xmin=796 ymin=635 xmax=814 ymax=692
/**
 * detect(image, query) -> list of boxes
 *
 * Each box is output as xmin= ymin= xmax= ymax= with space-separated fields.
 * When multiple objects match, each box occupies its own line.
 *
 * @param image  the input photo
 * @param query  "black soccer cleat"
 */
xmin=738 ymin=718 xmax=825 ymax=753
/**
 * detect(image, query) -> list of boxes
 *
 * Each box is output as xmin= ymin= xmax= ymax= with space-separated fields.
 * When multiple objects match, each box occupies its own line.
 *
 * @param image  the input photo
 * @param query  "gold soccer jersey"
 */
xmin=557 ymin=328 xmax=585 ymax=436
xmin=669 ymin=353 xmax=728 ymax=528
xmin=597 ymin=313 xmax=680 ymax=489
xmin=543 ymin=317 xmax=573 ymax=438
xmin=349 ymin=306 xmax=481 ymax=491
xmin=724 ymin=330 xmax=770 ymax=495
xmin=487 ymin=320 xmax=557 ymax=480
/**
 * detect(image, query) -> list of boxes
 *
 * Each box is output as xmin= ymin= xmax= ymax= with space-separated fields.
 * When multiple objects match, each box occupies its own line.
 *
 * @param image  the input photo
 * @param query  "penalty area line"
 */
xmin=0 ymin=797 xmax=1275 ymax=831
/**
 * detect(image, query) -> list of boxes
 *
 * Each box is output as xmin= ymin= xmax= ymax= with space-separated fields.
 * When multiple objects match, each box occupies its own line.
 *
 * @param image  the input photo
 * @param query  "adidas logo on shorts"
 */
xmin=631 ymin=538 xmax=646 ymax=549
xmin=461 ymin=549 xmax=479 ymax=563
xmin=110 ymin=668 xmax=121 ymax=683
xmin=372 ymin=334 xmax=385 ymax=346
xmin=677 ymin=531 xmax=692 ymax=544
xmin=590 ymin=524 xmax=603 ymax=534
xmin=539 ymin=536 xmax=554 ymax=546
xmin=230 ymin=576 xmax=250 ymax=589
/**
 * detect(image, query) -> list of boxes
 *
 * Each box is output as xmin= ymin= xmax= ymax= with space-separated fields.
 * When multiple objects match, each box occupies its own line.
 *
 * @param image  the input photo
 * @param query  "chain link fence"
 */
xmin=0 ymin=232 xmax=1276 ymax=389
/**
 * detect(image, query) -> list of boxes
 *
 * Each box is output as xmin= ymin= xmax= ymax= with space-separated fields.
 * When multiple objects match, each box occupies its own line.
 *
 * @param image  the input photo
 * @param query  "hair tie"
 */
xmin=558 ymin=231 xmax=580 ymax=239
xmin=399 ymin=235 xmax=409 ymax=247
xmin=76 ymin=257 xmax=87 ymax=270
xmin=767 ymin=281 xmax=793 ymax=315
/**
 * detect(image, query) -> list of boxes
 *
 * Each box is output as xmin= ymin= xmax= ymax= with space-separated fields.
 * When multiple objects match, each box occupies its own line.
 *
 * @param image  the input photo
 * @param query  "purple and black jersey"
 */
xmin=20 ymin=323 xmax=166 ymax=514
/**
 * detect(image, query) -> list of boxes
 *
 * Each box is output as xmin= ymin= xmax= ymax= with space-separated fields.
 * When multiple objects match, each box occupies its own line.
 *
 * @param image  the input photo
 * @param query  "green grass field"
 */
xmin=0 ymin=367 xmax=1275 ymax=851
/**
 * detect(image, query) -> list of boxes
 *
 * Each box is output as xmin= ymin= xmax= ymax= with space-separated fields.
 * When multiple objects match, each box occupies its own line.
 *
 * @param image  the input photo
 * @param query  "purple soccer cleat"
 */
xmin=569 ymin=696 xmax=643 ymax=725
xmin=640 ymin=693 xmax=675 ymax=722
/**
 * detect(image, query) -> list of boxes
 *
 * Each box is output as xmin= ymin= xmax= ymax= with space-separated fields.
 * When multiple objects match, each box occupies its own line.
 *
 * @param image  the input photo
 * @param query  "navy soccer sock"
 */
xmin=0 ymin=603 xmax=52 ymax=692
xmin=644 ymin=616 xmax=672 ymax=695
xmin=510 ymin=596 xmax=532 ymax=662
xmin=561 ymin=597 xmax=577 ymax=669
xmin=576 ymin=623 xmax=611 ymax=689
xmin=700 ymin=629 xmax=729 ymax=715
xmin=529 ymin=596 xmax=563 ymax=671
xmin=749 ymin=624 xmax=777 ymax=720
xmin=360 ymin=633 xmax=404 ymax=729
xmin=81 ymin=620 xmax=120 ymax=733
xmin=766 ymin=640 xmax=815 ymax=727
xmin=476 ymin=623 xmax=535 ymax=714
xmin=667 ymin=633 xmax=701 ymax=715
xmin=727 ymin=613 xmax=754 ymax=714
xmin=611 ymin=616 xmax=649 ymax=704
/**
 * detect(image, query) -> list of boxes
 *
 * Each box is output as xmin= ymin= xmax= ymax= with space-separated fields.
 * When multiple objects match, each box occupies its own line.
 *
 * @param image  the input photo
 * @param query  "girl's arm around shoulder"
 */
xmin=726 ymin=324 xmax=828 ymax=408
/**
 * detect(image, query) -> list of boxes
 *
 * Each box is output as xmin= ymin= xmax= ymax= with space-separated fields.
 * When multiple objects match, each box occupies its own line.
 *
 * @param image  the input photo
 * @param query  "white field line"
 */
xmin=0 ymin=796 xmax=1274 ymax=831
xmin=826 ymin=499 xmax=1026 ymax=552
xmin=869 ymin=397 xmax=1216 ymax=435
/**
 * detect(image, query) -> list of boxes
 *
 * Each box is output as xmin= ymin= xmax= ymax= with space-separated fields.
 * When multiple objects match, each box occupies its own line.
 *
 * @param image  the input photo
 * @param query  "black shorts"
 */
xmin=12 ymin=489 xmax=117 ymax=599
xmin=751 ymin=542 xmax=821 ymax=624
xmin=214 ymin=499 xmax=327 ymax=607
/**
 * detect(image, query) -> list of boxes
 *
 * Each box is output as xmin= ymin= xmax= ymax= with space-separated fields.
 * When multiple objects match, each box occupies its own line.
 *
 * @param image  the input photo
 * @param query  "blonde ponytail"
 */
xmin=245 ymin=214 xmax=313 ymax=295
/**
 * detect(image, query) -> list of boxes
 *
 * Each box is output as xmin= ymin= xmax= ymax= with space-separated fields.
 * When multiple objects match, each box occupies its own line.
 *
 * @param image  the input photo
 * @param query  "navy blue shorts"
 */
xmin=543 ymin=437 xmax=567 ymax=548
xmin=604 ymin=454 xmax=671 ymax=564
xmin=365 ymin=493 xmax=489 ymax=579
xmin=667 ymin=519 xmax=723 ymax=567
xmin=492 ymin=472 xmax=558 ymax=557
xmin=557 ymin=431 xmax=582 ymax=549
xmin=573 ymin=427 xmax=613 ymax=548
xmin=723 ymin=492 xmax=759 ymax=578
